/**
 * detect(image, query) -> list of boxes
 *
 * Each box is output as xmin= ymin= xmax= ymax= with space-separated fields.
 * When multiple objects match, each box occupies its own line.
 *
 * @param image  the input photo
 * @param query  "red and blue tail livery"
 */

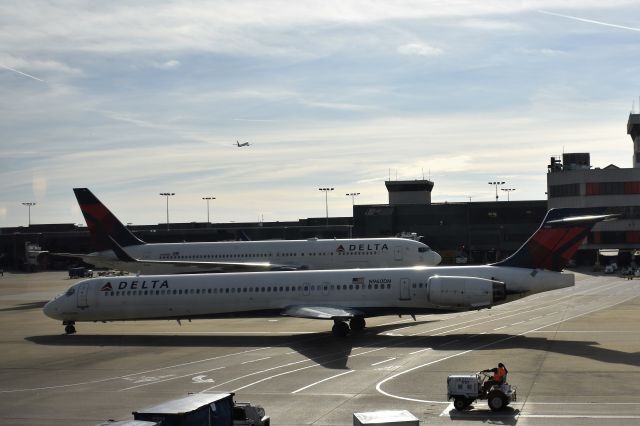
xmin=494 ymin=208 xmax=613 ymax=271
xmin=74 ymin=188 xmax=144 ymax=251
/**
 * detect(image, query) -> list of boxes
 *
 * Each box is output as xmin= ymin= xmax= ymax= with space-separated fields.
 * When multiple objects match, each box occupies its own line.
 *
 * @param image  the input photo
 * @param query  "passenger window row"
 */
xmin=102 ymin=283 xmax=393 ymax=297
xmin=158 ymin=251 xmax=379 ymax=260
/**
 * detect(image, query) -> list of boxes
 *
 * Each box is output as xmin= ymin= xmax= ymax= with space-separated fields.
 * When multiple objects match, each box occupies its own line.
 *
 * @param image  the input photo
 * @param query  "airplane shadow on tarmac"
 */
xmin=27 ymin=325 xmax=640 ymax=370
xmin=0 ymin=301 xmax=48 ymax=312
xmin=448 ymin=406 xmax=520 ymax=425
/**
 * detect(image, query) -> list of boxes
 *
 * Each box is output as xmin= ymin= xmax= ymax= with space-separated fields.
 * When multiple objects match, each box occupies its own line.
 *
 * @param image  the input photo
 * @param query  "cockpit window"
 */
xmin=418 ymin=247 xmax=431 ymax=252
xmin=65 ymin=288 xmax=76 ymax=296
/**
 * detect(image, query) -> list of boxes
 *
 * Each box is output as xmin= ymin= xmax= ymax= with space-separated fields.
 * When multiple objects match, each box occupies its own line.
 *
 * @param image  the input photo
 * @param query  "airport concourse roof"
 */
xmin=133 ymin=393 xmax=231 ymax=414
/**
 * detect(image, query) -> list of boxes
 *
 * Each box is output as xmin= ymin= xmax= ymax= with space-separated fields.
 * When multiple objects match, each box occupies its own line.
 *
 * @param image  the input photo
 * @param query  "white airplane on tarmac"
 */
xmin=44 ymin=208 xmax=613 ymax=336
xmin=61 ymin=188 xmax=441 ymax=274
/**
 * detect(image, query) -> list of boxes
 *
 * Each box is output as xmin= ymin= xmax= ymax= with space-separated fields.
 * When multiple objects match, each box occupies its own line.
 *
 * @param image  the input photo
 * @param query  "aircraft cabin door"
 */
xmin=394 ymin=246 xmax=403 ymax=261
xmin=399 ymin=278 xmax=411 ymax=300
xmin=77 ymin=282 xmax=89 ymax=308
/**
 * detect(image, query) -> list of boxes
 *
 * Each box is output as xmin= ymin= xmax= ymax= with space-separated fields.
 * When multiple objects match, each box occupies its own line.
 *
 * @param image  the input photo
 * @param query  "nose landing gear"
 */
xmin=63 ymin=321 xmax=76 ymax=335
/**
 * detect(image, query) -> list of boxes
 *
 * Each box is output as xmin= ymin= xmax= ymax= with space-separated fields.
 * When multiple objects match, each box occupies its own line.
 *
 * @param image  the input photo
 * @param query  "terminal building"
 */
xmin=354 ymin=180 xmax=546 ymax=264
xmin=544 ymin=112 xmax=640 ymax=264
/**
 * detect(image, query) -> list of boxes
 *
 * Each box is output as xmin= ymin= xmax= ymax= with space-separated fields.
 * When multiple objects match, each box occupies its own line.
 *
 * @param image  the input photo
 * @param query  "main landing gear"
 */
xmin=63 ymin=321 xmax=76 ymax=335
xmin=331 ymin=317 xmax=366 ymax=337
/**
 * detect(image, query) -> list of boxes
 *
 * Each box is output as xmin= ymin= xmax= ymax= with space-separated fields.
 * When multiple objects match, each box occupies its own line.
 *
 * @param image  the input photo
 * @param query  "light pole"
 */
xmin=345 ymin=192 xmax=360 ymax=206
xmin=318 ymin=187 xmax=334 ymax=226
xmin=501 ymin=188 xmax=516 ymax=201
xmin=22 ymin=202 xmax=36 ymax=226
xmin=488 ymin=181 xmax=505 ymax=201
xmin=202 ymin=196 xmax=215 ymax=223
xmin=159 ymin=192 xmax=175 ymax=230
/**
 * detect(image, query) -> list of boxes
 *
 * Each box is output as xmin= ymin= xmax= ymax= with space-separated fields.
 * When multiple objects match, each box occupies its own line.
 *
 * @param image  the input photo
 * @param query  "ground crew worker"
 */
xmin=482 ymin=362 xmax=508 ymax=392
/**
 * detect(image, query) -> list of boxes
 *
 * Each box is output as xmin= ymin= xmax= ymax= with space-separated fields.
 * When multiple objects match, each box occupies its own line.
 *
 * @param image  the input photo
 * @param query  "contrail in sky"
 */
xmin=0 ymin=64 xmax=45 ymax=82
xmin=538 ymin=10 xmax=640 ymax=32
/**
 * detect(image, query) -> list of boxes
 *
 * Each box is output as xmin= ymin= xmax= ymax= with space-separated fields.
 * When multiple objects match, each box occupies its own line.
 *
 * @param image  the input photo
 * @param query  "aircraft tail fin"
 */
xmin=73 ymin=188 xmax=145 ymax=251
xmin=493 ymin=208 xmax=616 ymax=271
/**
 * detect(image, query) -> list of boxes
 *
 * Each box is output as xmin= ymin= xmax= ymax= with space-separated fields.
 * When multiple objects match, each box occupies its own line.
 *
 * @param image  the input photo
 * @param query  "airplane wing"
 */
xmin=54 ymin=252 xmax=302 ymax=273
xmin=282 ymin=305 xmax=364 ymax=320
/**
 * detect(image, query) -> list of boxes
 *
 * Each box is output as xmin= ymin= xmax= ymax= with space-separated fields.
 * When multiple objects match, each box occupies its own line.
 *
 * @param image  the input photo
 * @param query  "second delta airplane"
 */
xmin=66 ymin=188 xmax=441 ymax=274
xmin=44 ymin=208 xmax=612 ymax=336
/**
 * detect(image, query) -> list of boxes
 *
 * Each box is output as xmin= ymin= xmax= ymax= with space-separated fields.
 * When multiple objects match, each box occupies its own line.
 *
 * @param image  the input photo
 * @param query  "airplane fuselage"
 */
xmin=82 ymin=238 xmax=441 ymax=273
xmin=44 ymin=265 xmax=574 ymax=323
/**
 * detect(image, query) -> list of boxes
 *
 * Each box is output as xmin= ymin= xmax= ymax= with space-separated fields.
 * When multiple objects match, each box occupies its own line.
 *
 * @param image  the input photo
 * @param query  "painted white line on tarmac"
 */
xmin=291 ymin=370 xmax=355 ymax=394
xmin=0 ymin=346 xmax=270 ymax=393
xmin=121 ymin=366 xmax=225 ymax=391
xmin=440 ymin=402 xmax=454 ymax=416
xmin=200 ymin=358 xmax=312 ymax=392
xmin=409 ymin=348 xmax=432 ymax=355
xmin=375 ymin=283 xmax=636 ymax=405
xmin=232 ymin=364 xmax=318 ymax=392
xmin=371 ymin=358 xmax=396 ymax=366
xmin=241 ymin=357 xmax=271 ymax=364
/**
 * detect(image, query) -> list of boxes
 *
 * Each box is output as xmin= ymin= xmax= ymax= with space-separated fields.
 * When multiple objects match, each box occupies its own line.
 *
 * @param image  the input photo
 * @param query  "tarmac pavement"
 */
xmin=0 ymin=270 xmax=638 ymax=425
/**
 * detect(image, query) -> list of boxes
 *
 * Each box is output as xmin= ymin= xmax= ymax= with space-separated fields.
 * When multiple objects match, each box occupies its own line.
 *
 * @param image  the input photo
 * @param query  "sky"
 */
xmin=1 ymin=1 xmax=639 ymax=228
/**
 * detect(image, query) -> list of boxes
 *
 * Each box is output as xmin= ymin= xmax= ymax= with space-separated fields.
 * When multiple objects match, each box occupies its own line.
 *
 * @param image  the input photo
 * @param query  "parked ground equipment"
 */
xmin=447 ymin=371 xmax=516 ymax=411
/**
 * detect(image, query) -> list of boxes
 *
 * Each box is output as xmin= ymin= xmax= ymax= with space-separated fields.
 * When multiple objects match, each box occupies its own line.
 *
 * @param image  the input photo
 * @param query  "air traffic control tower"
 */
xmin=385 ymin=179 xmax=434 ymax=205
xmin=627 ymin=112 xmax=640 ymax=168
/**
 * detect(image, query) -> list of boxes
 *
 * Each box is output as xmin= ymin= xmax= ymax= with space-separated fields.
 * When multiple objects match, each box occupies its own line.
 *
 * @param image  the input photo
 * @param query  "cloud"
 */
xmin=155 ymin=59 xmax=181 ymax=69
xmin=1 ymin=1 xmax=638 ymax=225
xmin=397 ymin=43 xmax=442 ymax=57
xmin=32 ymin=175 xmax=48 ymax=199
xmin=0 ymin=55 xmax=83 ymax=78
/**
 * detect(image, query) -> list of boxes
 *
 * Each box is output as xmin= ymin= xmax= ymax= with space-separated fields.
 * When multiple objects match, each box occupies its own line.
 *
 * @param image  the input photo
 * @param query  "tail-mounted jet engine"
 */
xmin=427 ymin=276 xmax=506 ymax=309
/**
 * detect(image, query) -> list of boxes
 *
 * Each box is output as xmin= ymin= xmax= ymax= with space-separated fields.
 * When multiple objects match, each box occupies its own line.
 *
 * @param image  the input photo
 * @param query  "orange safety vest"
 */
xmin=494 ymin=366 xmax=507 ymax=382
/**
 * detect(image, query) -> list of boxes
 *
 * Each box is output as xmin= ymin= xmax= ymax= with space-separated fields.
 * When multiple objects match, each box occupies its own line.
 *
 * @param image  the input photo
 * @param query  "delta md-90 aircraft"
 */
xmin=65 ymin=188 xmax=441 ymax=274
xmin=44 ymin=208 xmax=612 ymax=336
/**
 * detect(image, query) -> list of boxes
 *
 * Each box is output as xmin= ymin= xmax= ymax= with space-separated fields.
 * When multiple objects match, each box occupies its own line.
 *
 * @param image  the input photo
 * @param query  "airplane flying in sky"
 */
xmin=44 ymin=208 xmax=613 ymax=336
xmin=59 ymin=188 xmax=441 ymax=274
xmin=235 ymin=140 xmax=250 ymax=147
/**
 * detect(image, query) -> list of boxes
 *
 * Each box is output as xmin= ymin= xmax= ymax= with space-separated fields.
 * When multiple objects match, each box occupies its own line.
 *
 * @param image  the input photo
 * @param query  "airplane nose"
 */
xmin=43 ymin=299 xmax=60 ymax=320
xmin=433 ymin=252 xmax=442 ymax=265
